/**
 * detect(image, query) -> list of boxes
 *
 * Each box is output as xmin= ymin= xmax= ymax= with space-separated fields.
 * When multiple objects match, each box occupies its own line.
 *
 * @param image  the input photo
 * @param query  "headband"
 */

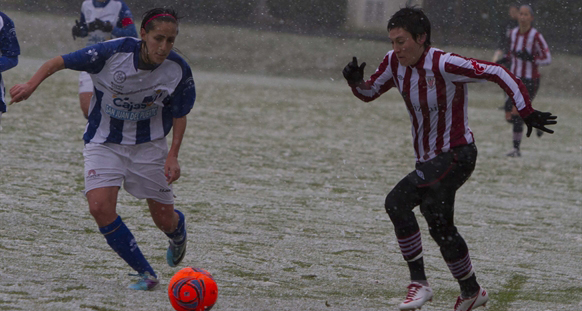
xmin=143 ymin=13 xmax=176 ymax=29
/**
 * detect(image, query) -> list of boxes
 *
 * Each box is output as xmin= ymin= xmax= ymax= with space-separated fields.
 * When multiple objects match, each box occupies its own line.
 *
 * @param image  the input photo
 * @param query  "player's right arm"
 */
xmin=344 ymin=52 xmax=396 ymax=102
xmin=9 ymin=56 xmax=65 ymax=104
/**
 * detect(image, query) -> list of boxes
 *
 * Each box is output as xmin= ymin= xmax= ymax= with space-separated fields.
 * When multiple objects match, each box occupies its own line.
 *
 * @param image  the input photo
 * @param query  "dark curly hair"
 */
xmin=387 ymin=6 xmax=431 ymax=47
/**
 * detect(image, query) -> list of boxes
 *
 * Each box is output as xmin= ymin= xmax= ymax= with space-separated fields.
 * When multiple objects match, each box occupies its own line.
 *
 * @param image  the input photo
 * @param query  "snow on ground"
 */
xmin=1 ymin=61 xmax=580 ymax=311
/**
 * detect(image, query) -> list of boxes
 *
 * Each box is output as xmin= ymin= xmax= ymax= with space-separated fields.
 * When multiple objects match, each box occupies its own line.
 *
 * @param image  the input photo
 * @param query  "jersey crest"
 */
xmin=470 ymin=59 xmax=486 ymax=75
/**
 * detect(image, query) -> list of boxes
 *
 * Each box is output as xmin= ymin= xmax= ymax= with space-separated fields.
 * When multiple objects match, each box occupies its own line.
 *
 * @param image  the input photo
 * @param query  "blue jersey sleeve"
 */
xmin=0 ymin=56 xmax=18 ymax=72
xmin=111 ymin=1 xmax=137 ymax=38
xmin=168 ymin=55 xmax=196 ymax=118
xmin=61 ymin=38 xmax=128 ymax=74
xmin=0 ymin=12 xmax=21 ymax=72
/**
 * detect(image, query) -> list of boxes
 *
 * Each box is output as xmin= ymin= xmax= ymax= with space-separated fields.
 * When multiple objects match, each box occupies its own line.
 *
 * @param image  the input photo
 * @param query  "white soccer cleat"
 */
xmin=399 ymin=282 xmax=433 ymax=310
xmin=453 ymin=286 xmax=489 ymax=311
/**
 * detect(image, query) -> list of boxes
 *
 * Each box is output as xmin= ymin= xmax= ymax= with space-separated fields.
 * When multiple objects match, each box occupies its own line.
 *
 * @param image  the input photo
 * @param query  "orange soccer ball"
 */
xmin=168 ymin=267 xmax=218 ymax=311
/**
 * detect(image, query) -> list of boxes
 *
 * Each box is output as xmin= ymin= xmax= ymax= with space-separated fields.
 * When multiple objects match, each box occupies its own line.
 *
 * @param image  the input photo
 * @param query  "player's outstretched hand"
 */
xmin=9 ymin=83 xmax=34 ymax=105
xmin=523 ymin=110 xmax=557 ymax=137
xmin=342 ymin=56 xmax=366 ymax=86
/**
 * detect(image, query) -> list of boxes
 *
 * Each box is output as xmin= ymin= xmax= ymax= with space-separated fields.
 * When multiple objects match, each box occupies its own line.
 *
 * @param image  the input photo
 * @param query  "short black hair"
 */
xmin=387 ymin=6 xmax=431 ymax=47
xmin=141 ymin=8 xmax=179 ymax=32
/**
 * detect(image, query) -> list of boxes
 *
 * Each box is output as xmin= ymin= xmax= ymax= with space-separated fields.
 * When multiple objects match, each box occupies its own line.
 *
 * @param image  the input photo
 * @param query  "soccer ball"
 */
xmin=168 ymin=267 xmax=218 ymax=311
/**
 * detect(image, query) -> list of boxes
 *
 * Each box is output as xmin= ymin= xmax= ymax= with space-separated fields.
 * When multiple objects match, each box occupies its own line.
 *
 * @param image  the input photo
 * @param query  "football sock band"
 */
xmin=165 ymin=209 xmax=186 ymax=244
xmin=396 ymin=230 xmax=427 ymax=281
xmin=446 ymin=252 xmax=473 ymax=280
xmin=99 ymin=216 xmax=157 ymax=278
xmin=398 ymin=230 xmax=423 ymax=262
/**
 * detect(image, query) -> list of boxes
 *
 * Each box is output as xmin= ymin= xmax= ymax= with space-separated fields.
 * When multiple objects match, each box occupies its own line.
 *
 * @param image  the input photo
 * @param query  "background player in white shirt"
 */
xmin=10 ymin=8 xmax=194 ymax=291
xmin=71 ymin=0 xmax=138 ymax=119
xmin=497 ymin=5 xmax=551 ymax=157
xmin=0 ymin=11 xmax=20 ymax=130
xmin=342 ymin=6 xmax=556 ymax=311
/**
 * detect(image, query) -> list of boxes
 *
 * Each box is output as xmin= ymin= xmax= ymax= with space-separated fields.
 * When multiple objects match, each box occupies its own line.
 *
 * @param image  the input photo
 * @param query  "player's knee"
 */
xmin=88 ymin=204 xmax=116 ymax=225
xmin=384 ymin=192 xmax=402 ymax=216
xmin=428 ymin=224 xmax=459 ymax=247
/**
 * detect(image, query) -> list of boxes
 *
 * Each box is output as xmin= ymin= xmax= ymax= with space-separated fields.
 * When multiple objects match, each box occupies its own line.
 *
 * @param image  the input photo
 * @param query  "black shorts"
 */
xmin=406 ymin=143 xmax=478 ymax=192
xmin=505 ymin=78 xmax=540 ymax=112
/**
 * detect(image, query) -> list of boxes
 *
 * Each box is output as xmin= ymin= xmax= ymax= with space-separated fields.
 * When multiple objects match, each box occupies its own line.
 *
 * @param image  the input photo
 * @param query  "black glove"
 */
xmin=342 ymin=56 xmax=366 ymax=86
xmin=495 ymin=57 xmax=510 ymax=68
xmin=88 ymin=19 xmax=113 ymax=32
xmin=522 ymin=110 xmax=557 ymax=137
xmin=515 ymin=50 xmax=535 ymax=62
xmin=101 ymin=20 xmax=113 ymax=32
xmin=72 ymin=20 xmax=83 ymax=40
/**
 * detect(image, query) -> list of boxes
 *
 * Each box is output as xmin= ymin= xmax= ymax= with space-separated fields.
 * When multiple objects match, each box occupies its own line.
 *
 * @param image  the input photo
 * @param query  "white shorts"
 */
xmin=78 ymin=71 xmax=93 ymax=94
xmin=83 ymin=139 xmax=174 ymax=204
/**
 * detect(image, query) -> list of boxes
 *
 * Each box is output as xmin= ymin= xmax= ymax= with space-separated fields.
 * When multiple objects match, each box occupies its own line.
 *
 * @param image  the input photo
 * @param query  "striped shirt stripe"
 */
xmin=507 ymin=27 xmax=551 ymax=79
xmin=351 ymin=47 xmax=534 ymax=162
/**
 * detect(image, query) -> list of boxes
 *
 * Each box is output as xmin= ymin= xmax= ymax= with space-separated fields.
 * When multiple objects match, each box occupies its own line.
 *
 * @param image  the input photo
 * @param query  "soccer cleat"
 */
xmin=506 ymin=148 xmax=521 ymax=157
xmin=399 ymin=282 xmax=433 ymax=310
xmin=166 ymin=232 xmax=187 ymax=267
xmin=128 ymin=272 xmax=159 ymax=290
xmin=454 ymin=287 xmax=489 ymax=311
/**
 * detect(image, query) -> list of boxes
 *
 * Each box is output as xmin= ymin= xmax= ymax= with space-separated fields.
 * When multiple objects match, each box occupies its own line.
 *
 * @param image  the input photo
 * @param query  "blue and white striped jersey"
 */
xmin=61 ymin=37 xmax=196 ymax=145
xmin=0 ymin=11 xmax=20 ymax=112
xmin=79 ymin=0 xmax=137 ymax=46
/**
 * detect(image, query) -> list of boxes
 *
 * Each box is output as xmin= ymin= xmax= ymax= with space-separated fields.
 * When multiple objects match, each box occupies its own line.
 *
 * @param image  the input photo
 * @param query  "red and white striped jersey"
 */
xmin=351 ymin=47 xmax=534 ymax=163
xmin=506 ymin=27 xmax=551 ymax=79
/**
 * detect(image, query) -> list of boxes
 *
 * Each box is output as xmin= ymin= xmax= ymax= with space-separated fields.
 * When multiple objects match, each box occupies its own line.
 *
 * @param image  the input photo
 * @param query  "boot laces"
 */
xmin=404 ymin=283 xmax=422 ymax=302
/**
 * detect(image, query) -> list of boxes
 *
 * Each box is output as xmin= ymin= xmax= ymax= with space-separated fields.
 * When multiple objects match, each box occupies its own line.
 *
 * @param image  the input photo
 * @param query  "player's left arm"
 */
xmin=444 ymin=54 xmax=557 ymax=136
xmin=165 ymin=61 xmax=196 ymax=184
xmin=111 ymin=3 xmax=138 ymax=38
xmin=533 ymin=33 xmax=551 ymax=66
xmin=165 ymin=116 xmax=186 ymax=185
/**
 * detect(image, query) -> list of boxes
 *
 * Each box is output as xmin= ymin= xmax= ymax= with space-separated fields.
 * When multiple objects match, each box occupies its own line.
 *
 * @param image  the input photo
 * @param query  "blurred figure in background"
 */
xmin=0 ymin=11 xmax=20 ymax=131
xmin=497 ymin=4 xmax=551 ymax=157
xmin=491 ymin=3 xmax=519 ymax=65
xmin=71 ymin=0 xmax=137 ymax=119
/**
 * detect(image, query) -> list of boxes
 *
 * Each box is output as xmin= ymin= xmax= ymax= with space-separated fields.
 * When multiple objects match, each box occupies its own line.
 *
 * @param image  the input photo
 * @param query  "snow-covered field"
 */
xmin=1 ymin=11 xmax=581 ymax=311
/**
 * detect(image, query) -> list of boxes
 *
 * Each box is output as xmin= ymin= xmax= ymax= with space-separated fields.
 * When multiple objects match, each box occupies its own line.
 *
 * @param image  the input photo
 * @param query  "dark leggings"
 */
xmin=385 ymin=144 xmax=478 ymax=267
xmin=505 ymin=78 xmax=540 ymax=132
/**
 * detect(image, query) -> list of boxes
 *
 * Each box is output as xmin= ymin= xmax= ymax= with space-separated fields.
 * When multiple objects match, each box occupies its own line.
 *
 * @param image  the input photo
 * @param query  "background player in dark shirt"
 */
xmin=492 ymin=3 xmax=519 ymax=65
